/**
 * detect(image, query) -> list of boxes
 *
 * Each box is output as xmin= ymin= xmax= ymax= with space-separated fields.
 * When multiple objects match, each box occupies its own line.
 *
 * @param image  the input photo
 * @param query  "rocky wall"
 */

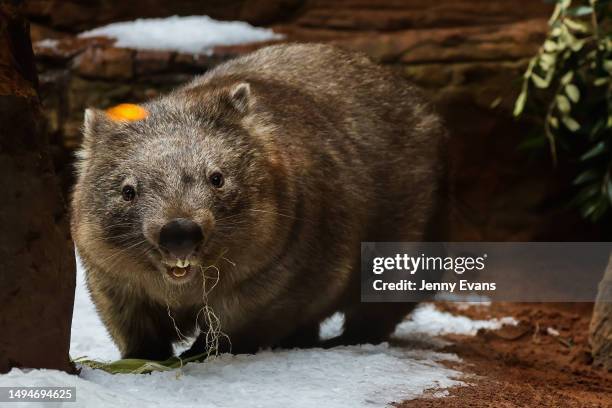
xmin=29 ymin=0 xmax=601 ymax=241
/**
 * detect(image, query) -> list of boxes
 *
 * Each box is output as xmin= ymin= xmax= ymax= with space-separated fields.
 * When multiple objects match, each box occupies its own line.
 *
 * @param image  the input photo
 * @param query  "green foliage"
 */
xmin=73 ymin=352 xmax=210 ymax=374
xmin=514 ymin=0 xmax=612 ymax=221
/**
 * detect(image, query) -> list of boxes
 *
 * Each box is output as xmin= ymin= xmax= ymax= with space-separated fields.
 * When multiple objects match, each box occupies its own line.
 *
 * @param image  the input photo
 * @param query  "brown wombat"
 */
xmin=71 ymin=43 xmax=447 ymax=360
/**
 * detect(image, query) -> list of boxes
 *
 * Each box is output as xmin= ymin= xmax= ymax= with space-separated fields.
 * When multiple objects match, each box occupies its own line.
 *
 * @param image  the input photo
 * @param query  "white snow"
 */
xmin=395 ymin=303 xmax=517 ymax=337
xmin=0 ymin=256 xmax=517 ymax=407
xmin=34 ymin=38 xmax=60 ymax=49
xmin=70 ymin=260 xmax=120 ymax=361
xmin=320 ymin=312 xmax=345 ymax=340
xmin=78 ymin=16 xmax=283 ymax=55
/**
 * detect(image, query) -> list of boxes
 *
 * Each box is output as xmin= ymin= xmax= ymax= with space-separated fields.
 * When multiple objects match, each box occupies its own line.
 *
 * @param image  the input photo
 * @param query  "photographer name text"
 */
xmin=371 ymin=253 xmax=496 ymax=292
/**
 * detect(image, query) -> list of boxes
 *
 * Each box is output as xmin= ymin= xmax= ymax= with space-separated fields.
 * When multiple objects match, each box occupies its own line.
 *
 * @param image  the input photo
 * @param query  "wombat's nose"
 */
xmin=159 ymin=218 xmax=203 ymax=258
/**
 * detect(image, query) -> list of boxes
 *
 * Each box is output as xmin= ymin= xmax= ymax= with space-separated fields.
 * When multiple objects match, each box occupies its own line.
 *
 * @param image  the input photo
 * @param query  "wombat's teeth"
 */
xmin=172 ymin=268 xmax=187 ymax=277
xmin=176 ymin=259 xmax=190 ymax=268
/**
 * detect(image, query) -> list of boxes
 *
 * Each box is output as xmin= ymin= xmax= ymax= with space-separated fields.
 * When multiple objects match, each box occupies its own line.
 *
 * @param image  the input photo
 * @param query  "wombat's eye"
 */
xmin=121 ymin=185 xmax=136 ymax=201
xmin=209 ymin=172 xmax=224 ymax=188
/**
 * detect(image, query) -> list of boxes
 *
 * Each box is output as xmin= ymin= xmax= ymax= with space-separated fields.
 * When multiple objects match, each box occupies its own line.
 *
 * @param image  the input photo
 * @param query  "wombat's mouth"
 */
xmin=161 ymin=259 xmax=198 ymax=284
xmin=166 ymin=265 xmax=194 ymax=280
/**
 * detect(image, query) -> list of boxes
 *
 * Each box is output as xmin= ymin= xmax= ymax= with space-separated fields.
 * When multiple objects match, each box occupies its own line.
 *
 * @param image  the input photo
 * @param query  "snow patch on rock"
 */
xmin=78 ymin=16 xmax=283 ymax=54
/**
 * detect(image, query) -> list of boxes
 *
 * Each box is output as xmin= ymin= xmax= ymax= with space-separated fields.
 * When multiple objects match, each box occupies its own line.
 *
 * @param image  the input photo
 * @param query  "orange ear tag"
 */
xmin=105 ymin=104 xmax=149 ymax=122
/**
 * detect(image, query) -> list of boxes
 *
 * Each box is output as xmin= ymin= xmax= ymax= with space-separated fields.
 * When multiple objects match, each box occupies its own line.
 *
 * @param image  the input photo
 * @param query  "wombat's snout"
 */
xmin=158 ymin=218 xmax=204 ymax=259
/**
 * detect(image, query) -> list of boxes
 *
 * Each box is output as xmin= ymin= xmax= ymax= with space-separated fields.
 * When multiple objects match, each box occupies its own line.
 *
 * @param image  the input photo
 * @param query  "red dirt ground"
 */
xmin=399 ymin=303 xmax=612 ymax=407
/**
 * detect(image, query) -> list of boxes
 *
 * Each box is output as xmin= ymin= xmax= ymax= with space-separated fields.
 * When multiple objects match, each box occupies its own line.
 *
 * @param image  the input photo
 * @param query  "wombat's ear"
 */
xmin=81 ymin=108 xmax=116 ymax=152
xmin=83 ymin=108 xmax=109 ymax=140
xmin=229 ymin=82 xmax=251 ymax=114
xmin=75 ymin=109 xmax=108 ymax=166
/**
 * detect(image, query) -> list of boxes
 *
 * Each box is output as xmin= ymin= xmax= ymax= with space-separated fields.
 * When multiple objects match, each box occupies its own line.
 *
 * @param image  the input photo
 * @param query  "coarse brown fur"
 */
xmin=71 ymin=43 xmax=447 ymax=360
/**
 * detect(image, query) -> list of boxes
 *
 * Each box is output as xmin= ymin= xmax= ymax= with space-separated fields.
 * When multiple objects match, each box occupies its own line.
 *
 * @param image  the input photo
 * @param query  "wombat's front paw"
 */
xmin=180 ymin=333 xmax=261 ymax=358
xmin=179 ymin=333 xmax=230 ymax=361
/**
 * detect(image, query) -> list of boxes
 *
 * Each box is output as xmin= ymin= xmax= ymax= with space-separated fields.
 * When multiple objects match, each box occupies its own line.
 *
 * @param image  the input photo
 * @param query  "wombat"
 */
xmin=71 ymin=43 xmax=447 ymax=360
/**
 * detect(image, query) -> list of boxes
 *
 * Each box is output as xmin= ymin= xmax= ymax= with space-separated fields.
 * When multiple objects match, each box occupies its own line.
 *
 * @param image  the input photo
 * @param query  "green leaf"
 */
xmin=544 ymin=40 xmax=557 ymax=52
xmin=539 ymin=53 xmax=556 ymax=70
xmin=573 ymin=170 xmax=599 ymax=185
xmin=562 ymin=116 xmax=581 ymax=132
xmin=74 ymin=351 xmax=212 ymax=374
xmin=594 ymin=77 xmax=610 ymax=86
xmin=570 ymin=39 xmax=585 ymax=52
xmin=540 ymin=52 xmax=556 ymax=64
xmin=556 ymin=95 xmax=571 ymax=113
xmin=592 ymin=199 xmax=610 ymax=221
xmin=581 ymin=197 xmax=609 ymax=222
xmin=514 ymin=91 xmax=527 ymax=117
xmin=580 ymin=141 xmax=606 ymax=161
xmin=581 ymin=202 xmax=599 ymax=219
xmin=490 ymin=97 xmax=502 ymax=109
xmin=564 ymin=18 xmax=589 ymax=32
xmin=560 ymin=25 xmax=579 ymax=49
xmin=565 ymin=84 xmax=580 ymax=103
xmin=560 ymin=71 xmax=574 ymax=85
xmin=591 ymin=120 xmax=605 ymax=137
xmin=604 ymin=60 xmax=612 ymax=74
xmin=532 ymin=73 xmax=550 ymax=88
xmin=561 ymin=48 xmax=572 ymax=61
xmin=549 ymin=115 xmax=560 ymax=128
xmin=574 ymin=184 xmax=600 ymax=204
xmin=566 ymin=6 xmax=593 ymax=16
xmin=550 ymin=3 xmax=562 ymax=24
